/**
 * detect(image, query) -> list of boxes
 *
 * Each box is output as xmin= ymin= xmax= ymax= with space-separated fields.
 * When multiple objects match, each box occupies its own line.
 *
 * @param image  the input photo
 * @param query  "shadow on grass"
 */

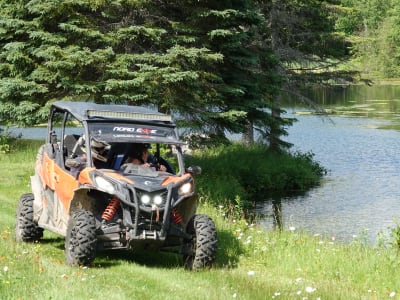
xmin=37 ymin=227 xmax=244 ymax=270
xmin=39 ymin=236 xmax=65 ymax=246
xmin=94 ymin=228 xmax=244 ymax=270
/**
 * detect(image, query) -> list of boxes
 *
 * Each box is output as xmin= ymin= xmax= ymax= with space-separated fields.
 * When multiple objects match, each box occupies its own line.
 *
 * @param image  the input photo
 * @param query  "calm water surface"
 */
xmin=256 ymin=112 xmax=400 ymax=244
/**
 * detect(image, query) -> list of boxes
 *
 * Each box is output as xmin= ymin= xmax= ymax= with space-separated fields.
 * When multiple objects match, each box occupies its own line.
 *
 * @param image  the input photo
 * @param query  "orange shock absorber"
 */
xmin=171 ymin=208 xmax=183 ymax=224
xmin=101 ymin=197 xmax=120 ymax=222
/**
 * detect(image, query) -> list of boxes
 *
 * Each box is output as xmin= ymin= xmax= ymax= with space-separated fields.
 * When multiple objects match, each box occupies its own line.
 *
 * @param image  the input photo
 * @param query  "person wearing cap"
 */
xmin=90 ymin=139 xmax=109 ymax=168
xmin=67 ymin=138 xmax=109 ymax=177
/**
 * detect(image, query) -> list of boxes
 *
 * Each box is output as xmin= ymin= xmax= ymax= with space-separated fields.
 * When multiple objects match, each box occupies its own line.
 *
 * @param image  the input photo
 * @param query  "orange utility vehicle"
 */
xmin=15 ymin=101 xmax=217 ymax=269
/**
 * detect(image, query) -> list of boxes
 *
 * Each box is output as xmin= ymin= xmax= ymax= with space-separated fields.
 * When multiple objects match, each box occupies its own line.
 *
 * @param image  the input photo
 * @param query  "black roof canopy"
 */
xmin=52 ymin=101 xmax=173 ymax=125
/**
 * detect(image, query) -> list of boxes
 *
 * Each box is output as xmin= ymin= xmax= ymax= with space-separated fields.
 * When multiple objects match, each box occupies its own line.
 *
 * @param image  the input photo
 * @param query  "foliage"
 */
xmin=0 ymin=101 xmax=51 ymax=126
xmin=0 ymin=127 xmax=22 ymax=153
xmin=173 ymin=1 xmax=283 ymax=141
xmin=389 ymin=218 xmax=400 ymax=248
xmin=186 ymin=143 xmax=326 ymax=208
xmin=336 ymin=0 xmax=400 ymax=78
xmin=264 ymin=0 xmax=355 ymax=83
xmin=0 ymin=0 xmax=285 ymax=144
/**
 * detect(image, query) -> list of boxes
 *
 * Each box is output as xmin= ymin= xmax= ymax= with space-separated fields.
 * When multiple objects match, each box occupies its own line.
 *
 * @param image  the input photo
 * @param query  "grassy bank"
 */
xmin=186 ymin=143 xmax=326 ymax=209
xmin=1 ymin=141 xmax=400 ymax=299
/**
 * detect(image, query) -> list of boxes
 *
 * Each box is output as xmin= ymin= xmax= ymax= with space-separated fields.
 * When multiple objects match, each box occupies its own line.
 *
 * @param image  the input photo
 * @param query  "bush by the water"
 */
xmin=186 ymin=143 xmax=326 ymax=208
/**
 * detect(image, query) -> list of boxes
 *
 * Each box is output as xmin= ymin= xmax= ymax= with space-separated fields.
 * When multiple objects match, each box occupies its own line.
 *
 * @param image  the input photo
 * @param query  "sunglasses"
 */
xmin=93 ymin=147 xmax=105 ymax=151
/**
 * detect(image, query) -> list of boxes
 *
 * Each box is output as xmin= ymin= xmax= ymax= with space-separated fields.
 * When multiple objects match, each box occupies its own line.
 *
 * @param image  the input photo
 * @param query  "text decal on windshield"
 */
xmin=113 ymin=126 xmax=158 ymax=135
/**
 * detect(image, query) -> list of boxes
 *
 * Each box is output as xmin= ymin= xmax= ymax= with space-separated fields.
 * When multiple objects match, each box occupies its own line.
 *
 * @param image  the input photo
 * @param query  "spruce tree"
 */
xmin=0 ymin=0 xmax=284 ymax=149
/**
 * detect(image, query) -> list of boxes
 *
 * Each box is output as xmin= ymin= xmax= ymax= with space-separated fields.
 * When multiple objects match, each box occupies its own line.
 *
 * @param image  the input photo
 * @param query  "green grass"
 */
xmin=1 ymin=140 xmax=400 ymax=299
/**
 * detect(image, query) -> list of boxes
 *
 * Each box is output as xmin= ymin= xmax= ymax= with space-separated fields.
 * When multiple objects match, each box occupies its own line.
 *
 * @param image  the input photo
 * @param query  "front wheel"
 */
xmin=183 ymin=214 xmax=217 ymax=270
xmin=65 ymin=210 xmax=97 ymax=266
xmin=15 ymin=193 xmax=43 ymax=242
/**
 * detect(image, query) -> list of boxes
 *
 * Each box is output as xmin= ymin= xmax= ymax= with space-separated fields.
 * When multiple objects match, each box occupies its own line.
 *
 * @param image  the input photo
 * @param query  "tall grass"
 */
xmin=1 ymin=140 xmax=400 ymax=299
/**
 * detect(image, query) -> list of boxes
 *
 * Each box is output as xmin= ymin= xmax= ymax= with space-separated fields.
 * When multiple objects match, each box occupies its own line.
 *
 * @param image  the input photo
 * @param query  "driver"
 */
xmin=124 ymin=144 xmax=167 ymax=172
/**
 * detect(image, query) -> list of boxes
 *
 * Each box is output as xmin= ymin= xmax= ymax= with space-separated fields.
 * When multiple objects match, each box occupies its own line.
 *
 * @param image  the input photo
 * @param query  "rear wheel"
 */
xmin=15 ymin=193 xmax=43 ymax=242
xmin=183 ymin=214 xmax=217 ymax=270
xmin=65 ymin=210 xmax=97 ymax=266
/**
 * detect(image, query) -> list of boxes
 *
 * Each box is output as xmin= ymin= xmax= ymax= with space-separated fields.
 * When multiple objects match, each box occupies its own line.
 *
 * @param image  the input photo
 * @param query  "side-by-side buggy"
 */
xmin=15 ymin=101 xmax=217 ymax=270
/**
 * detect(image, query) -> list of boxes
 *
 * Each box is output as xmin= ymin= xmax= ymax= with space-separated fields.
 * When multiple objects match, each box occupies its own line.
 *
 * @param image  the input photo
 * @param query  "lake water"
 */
xmin=255 ymin=113 xmax=400 ymax=244
xmin=256 ymin=85 xmax=400 ymax=244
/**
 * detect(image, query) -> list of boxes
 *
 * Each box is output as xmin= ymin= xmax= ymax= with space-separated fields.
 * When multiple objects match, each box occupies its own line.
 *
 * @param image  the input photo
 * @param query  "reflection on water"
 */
xmin=256 ymin=113 xmax=400 ymax=244
xmin=284 ymin=85 xmax=400 ymax=123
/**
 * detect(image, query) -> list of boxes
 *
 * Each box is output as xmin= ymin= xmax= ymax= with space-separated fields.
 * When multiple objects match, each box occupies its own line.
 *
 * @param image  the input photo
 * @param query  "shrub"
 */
xmin=0 ymin=127 xmax=21 ymax=153
xmin=186 ymin=143 xmax=326 ymax=207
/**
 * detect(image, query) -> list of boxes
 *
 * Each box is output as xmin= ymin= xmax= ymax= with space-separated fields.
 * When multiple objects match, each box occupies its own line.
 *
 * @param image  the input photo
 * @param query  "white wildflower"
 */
xmin=305 ymin=286 xmax=316 ymax=293
xmin=247 ymin=270 xmax=255 ymax=276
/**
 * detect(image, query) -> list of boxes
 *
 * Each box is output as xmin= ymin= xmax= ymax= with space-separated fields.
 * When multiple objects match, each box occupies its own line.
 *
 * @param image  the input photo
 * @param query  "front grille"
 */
xmin=136 ymin=190 xmax=168 ymax=210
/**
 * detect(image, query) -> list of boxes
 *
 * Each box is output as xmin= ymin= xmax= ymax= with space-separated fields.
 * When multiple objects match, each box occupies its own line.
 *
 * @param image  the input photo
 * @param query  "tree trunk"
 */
xmin=269 ymin=96 xmax=281 ymax=151
xmin=242 ymin=120 xmax=254 ymax=146
xmin=269 ymin=0 xmax=282 ymax=152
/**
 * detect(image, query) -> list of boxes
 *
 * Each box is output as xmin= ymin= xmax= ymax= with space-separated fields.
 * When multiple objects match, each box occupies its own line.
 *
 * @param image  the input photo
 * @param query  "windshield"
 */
xmin=86 ymin=122 xmax=184 ymax=175
xmin=88 ymin=122 xmax=183 ymax=145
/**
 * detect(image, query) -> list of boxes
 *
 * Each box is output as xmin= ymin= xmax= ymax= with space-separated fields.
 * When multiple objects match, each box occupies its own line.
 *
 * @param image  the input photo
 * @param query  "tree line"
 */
xmin=337 ymin=0 xmax=400 ymax=78
xmin=0 ymin=0 xmax=394 ymax=149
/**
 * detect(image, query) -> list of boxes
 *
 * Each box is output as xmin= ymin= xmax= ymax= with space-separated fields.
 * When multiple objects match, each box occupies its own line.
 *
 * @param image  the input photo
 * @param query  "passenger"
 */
xmin=89 ymin=139 xmax=110 ymax=169
xmin=67 ymin=138 xmax=110 ymax=177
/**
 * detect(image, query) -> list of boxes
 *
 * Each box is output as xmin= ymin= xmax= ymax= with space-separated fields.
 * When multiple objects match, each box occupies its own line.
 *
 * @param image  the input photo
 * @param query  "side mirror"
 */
xmin=186 ymin=165 xmax=202 ymax=175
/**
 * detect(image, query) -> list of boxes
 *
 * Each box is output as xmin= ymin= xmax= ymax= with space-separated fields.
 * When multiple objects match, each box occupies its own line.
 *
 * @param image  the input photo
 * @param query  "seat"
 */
xmin=64 ymin=134 xmax=84 ymax=158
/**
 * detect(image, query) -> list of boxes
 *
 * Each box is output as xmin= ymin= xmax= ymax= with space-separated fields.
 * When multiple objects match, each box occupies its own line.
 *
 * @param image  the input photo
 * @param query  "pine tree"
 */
xmin=153 ymin=0 xmax=283 ymax=145
xmin=0 ymin=0 xmax=284 ymax=149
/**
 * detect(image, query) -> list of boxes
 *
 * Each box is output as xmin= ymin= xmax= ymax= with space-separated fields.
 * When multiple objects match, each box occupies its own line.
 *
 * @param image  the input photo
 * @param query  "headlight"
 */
xmin=141 ymin=194 xmax=151 ymax=205
xmin=178 ymin=182 xmax=193 ymax=195
xmin=94 ymin=176 xmax=116 ymax=194
xmin=153 ymin=195 xmax=163 ymax=205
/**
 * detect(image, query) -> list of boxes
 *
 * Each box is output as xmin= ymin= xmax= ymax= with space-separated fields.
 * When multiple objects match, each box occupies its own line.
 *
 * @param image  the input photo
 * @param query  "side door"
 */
xmin=53 ymin=112 xmax=83 ymax=214
xmin=39 ymin=108 xmax=82 ymax=231
xmin=39 ymin=108 xmax=63 ymax=191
